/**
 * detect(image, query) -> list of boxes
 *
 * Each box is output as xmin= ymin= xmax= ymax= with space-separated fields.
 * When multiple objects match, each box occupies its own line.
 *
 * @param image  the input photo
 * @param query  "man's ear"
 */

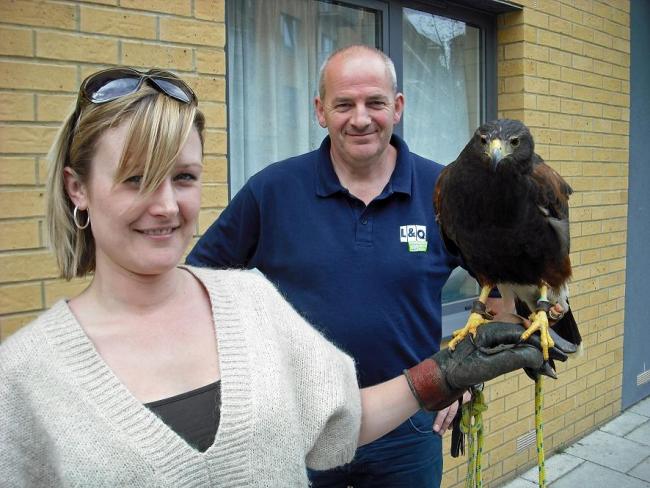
xmin=63 ymin=167 xmax=88 ymax=209
xmin=393 ymin=92 xmax=405 ymax=125
xmin=314 ymin=97 xmax=327 ymax=128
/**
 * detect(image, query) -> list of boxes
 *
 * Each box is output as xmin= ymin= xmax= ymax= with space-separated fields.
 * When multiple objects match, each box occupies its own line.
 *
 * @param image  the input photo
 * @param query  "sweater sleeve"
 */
xmin=0 ymin=328 xmax=62 ymax=487
xmin=252 ymin=273 xmax=362 ymax=470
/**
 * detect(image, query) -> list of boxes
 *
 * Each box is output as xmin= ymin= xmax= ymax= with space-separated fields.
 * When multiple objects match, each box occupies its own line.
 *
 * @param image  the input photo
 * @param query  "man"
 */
xmin=188 ymin=45 xmax=465 ymax=487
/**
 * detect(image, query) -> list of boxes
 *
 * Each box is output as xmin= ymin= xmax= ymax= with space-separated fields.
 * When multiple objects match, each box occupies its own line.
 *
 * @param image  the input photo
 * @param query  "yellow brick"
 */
xmin=549 ymin=80 xmax=572 ymax=97
xmin=581 ymin=71 xmax=602 ymax=89
xmin=0 ymin=61 xmax=77 ymax=92
xmin=122 ymin=42 xmax=193 ymax=71
xmin=0 ymin=92 xmax=34 ymax=121
xmin=44 ymin=278 xmax=91 ymax=307
xmin=160 ymin=18 xmax=225 ymax=47
xmin=536 ymin=95 xmax=560 ymax=112
xmin=611 ymin=65 xmax=629 ymax=81
xmin=121 ymin=0 xmax=191 ymax=16
xmin=196 ymin=49 xmax=226 ymax=75
xmin=37 ymin=32 xmax=118 ymax=64
xmin=36 ymin=94 xmax=76 ymax=122
xmin=187 ymin=75 xmax=226 ymax=103
xmin=38 ymin=156 xmax=49 ymax=183
xmin=561 ymin=3 xmax=583 ymax=24
xmin=0 ymin=25 xmax=33 ymax=57
xmin=0 ymin=312 xmax=39 ymax=341
xmin=525 ymin=43 xmax=549 ymax=61
xmin=583 ymin=12 xmax=604 ymax=30
xmin=198 ymin=208 xmax=221 ymax=234
xmin=201 ymin=183 xmax=228 ymax=207
xmin=0 ymin=282 xmax=42 ymax=314
xmin=524 ymin=76 xmax=549 ymax=94
xmin=536 ymin=62 xmax=561 ymax=80
xmin=498 ymin=25 xmax=524 ymax=44
xmin=80 ymin=6 xmax=157 ymax=39
xmin=603 ymin=20 xmax=628 ymax=42
xmin=0 ymin=220 xmax=40 ymax=250
xmin=504 ymin=42 xmax=524 ymax=59
xmin=548 ymin=16 xmax=571 ymax=35
xmin=610 ymin=7 xmax=629 ymax=27
xmin=195 ymin=0 xmax=225 ymax=21
xmin=584 ymin=42 xmax=605 ymax=61
xmin=582 ymin=101 xmax=603 ymax=117
xmin=0 ymin=156 xmax=36 ymax=185
xmin=523 ymin=110 xmax=549 ymax=127
xmin=0 ymin=125 xmax=58 ymax=154
xmin=498 ymin=59 xmax=525 ymax=77
xmin=523 ymin=9 xmax=549 ymax=29
xmin=572 ymin=24 xmax=595 ymax=44
xmin=202 ymin=155 xmax=227 ymax=183
xmin=612 ymin=37 xmax=630 ymax=55
xmin=572 ymin=54 xmax=594 ymax=71
xmin=0 ymin=189 xmax=45 ymax=218
xmin=0 ymin=0 xmax=76 ymax=29
xmin=0 ymin=251 xmax=59 ymax=283
xmin=538 ymin=30 xmax=562 ymax=50
xmin=561 ymin=66 xmax=582 ymax=85
xmin=200 ymin=101 xmax=226 ymax=129
xmin=203 ymin=129 xmax=227 ymax=155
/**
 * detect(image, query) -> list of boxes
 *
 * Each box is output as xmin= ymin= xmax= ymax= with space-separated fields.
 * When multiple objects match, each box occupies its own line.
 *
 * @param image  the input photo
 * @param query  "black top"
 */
xmin=145 ymin=380 xmax=221 ymax=452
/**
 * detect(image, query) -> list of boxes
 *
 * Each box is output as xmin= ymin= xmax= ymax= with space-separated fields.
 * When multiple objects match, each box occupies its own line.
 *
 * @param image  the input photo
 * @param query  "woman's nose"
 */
xmin=149 ymin=179 xmax=179 ymax=216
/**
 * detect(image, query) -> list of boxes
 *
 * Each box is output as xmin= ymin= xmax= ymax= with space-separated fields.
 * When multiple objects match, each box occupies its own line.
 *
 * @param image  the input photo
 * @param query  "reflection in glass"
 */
xmin=228 ymin=0 xmax=379 ymax=194
xmin=401 ymin=9 xmax=481 ymax=303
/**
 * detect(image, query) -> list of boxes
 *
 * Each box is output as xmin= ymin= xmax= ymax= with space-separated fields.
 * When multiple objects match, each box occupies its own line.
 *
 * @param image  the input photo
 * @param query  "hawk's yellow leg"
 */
xmin=520 ymin=285 xmax=555 ymax=361
xmin=448 ymin=285 xmax=493 ymax=350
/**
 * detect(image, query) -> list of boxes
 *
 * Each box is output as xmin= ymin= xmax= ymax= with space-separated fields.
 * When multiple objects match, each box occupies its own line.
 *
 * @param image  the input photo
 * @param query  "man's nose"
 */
xmin=350 ymin=104 xmax=371 ymax=127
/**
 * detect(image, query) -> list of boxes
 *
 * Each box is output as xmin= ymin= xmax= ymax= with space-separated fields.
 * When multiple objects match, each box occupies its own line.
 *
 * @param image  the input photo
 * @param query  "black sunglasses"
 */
xmin=78 ymin=67 xmax=197 ymax=105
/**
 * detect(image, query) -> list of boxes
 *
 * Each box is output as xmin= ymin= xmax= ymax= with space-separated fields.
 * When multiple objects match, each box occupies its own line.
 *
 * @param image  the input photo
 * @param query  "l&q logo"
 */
xmin=400 ymin=225 xmax=427 ymax=252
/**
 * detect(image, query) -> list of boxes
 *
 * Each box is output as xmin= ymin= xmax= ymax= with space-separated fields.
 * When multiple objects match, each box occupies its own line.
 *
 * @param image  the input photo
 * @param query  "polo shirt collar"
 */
xmin=315 ymin=134 xmax=413 ymax=198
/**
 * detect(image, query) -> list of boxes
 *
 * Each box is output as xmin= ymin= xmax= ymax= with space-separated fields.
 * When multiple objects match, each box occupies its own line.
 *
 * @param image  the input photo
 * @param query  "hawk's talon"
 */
xmin=448 ymin=312 xmax=491 ymax=350
xmin=520 ymin=310 xmax=555 ymax=361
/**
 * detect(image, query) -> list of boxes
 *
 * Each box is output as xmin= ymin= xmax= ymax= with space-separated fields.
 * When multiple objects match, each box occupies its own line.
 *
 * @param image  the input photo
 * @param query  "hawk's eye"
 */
xmin=480 ymin=135 xmax=488 ymax=145
xmin=510 ymin=137 xmax=520 ymax=147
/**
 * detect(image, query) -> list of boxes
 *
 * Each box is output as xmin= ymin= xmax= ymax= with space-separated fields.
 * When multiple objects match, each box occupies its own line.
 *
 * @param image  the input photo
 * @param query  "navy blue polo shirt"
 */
xmin=187 ymin=135 xmax=460 ymax=388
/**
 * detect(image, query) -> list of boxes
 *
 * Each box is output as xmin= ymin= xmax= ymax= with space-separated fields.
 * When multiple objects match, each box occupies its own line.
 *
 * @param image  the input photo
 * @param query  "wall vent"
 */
xmin=637 ymin=369 xmax=650 ymax=386
xmin=516 ymin=430 xmax=536 ymax=452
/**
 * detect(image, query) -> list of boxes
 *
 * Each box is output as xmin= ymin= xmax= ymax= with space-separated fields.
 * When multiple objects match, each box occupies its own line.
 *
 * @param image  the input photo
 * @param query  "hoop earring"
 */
xmin=73 ymin=206 xmax=90 ymax=230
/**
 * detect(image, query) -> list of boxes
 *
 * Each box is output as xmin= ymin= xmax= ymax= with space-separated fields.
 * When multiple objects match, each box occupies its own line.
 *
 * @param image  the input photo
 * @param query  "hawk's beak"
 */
xmin=489 ymin=139 xmax=505 ymax=171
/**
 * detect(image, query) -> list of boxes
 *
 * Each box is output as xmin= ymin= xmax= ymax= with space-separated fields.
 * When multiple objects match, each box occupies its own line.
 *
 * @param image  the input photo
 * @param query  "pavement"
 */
xmin=500 ymin=395 xmax=650 ymax=488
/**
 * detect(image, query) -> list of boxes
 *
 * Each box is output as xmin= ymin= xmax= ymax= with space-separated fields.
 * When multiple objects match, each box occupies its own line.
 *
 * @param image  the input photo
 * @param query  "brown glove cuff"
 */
xmin=403 ymin=358 xmax=463 ymax=411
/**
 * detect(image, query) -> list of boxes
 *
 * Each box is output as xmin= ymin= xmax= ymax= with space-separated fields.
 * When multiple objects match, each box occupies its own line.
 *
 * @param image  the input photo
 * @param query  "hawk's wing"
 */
xmin=530 ymin=155 xmax=573 ymax=257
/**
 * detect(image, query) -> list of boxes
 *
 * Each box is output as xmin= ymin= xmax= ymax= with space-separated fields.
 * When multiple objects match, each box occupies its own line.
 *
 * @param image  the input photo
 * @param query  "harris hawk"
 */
xmin=435 ymin=119 xmax=582 ymax=369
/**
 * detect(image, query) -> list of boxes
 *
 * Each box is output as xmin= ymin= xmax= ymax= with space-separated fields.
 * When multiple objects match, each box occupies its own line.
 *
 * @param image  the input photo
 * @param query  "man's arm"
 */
xmin=186 ymin=184 xmax=261 ymax=268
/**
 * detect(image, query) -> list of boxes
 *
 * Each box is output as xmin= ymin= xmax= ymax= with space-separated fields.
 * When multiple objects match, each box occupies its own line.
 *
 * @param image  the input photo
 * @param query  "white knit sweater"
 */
xmin=0 ymin=267 xmax=361 ymax=487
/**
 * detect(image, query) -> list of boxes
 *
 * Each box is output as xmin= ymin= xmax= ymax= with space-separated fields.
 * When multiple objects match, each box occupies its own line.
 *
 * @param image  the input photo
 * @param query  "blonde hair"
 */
xmin=47 ymin=84 xmax=205 ymax=280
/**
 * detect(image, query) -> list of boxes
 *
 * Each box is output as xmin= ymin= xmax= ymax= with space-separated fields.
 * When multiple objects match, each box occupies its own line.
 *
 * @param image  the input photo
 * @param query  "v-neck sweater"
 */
xmin=0 ymin=267 xmax=361 ymax=487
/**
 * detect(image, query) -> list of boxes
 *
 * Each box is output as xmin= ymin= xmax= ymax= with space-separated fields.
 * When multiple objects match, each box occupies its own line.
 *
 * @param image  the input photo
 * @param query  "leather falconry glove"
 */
xmin=403 ymin=322 xmax=569 ymax=411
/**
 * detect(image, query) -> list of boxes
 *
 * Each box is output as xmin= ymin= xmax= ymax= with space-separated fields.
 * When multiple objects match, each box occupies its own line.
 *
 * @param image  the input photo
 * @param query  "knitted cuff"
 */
xmin=403 ymin=358 xmax=462 ymax=412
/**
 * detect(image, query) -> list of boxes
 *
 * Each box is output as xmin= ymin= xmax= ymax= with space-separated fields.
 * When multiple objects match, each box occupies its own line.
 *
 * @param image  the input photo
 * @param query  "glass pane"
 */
xmin=401 ymin=8 xmax=481 ymax=304
xmin=227 ymin=0 xmax=380 ymax=195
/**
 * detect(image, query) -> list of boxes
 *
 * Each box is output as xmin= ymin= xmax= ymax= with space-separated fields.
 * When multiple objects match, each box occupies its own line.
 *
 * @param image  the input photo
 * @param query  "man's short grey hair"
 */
xmin=317 ymin=45 xmax=398 ymax=100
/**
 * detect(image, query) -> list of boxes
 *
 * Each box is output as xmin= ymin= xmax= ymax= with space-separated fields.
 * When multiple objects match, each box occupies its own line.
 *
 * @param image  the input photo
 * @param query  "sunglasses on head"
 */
xmin=78 ymin=67 xmax=197 ymax=105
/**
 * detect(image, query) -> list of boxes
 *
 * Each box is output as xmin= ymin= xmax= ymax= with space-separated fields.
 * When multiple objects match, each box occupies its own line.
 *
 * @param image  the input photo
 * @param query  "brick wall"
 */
xmin=0 ymin=0 xmax=631 ymax=486
xmin=0 ymin=0 xmax=228 ymax=339
xmin=443 ymin=1 xmax=630 ymax=486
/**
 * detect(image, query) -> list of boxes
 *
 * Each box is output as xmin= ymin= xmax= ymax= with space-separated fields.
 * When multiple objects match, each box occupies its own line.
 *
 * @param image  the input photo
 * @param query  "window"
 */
xmin=226 ymin=0 xmax=508 ymax=335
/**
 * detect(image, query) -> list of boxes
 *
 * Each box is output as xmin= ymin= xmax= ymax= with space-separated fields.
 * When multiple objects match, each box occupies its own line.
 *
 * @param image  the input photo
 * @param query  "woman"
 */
xmin=0 ymin=67 xmax=560 ymax=487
